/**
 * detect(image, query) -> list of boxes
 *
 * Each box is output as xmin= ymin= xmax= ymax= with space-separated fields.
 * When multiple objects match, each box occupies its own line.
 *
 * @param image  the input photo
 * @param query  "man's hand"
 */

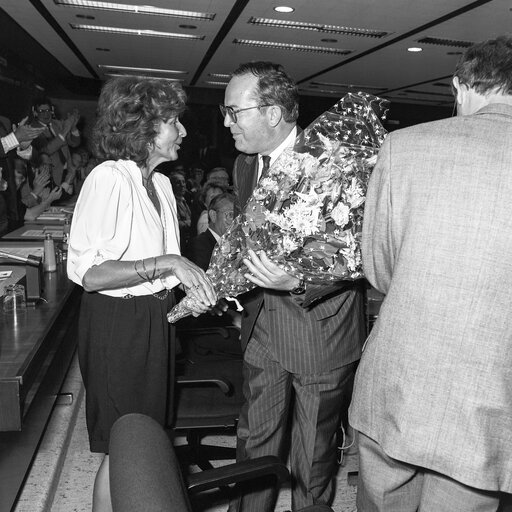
xmin=243 ymin=249 xmax=300 ymax=291
xmin=32 ymin=168 xmax=51 ymax=195
xmin=61 ymin=182 xmax=73 ymax=195
xmin=13 ymin=117 xmax=44 ymax=144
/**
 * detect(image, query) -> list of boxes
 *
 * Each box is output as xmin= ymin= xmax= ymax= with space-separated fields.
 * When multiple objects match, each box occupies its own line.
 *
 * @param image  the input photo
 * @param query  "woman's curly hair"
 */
xmin=93 ymin=76 xmax=187 ymax=167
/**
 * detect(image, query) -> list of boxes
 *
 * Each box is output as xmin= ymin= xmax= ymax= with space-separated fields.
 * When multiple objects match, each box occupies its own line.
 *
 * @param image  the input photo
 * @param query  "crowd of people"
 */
xmin=0 ymin=96 xmax=98 ymax=237
xmin=2 ymin=33 xmax=510 ymax=512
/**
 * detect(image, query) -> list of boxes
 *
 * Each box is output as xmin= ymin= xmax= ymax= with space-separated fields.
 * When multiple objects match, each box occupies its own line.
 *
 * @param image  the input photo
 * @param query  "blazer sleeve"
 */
xmin=361 ymin=134 xmax=394 ymax=295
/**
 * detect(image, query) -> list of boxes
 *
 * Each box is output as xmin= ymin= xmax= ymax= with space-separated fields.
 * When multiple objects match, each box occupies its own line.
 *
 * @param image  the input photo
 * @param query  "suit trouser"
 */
xmin=356 ymin=431 xmax=500 ymax=512
xmin=229 ymin=335 xmax=357 ymax=512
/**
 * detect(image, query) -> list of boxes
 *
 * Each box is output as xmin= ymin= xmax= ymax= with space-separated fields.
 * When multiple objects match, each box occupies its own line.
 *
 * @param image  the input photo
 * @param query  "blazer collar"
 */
xmin=474 ymin=102 xmax=512 ymax=118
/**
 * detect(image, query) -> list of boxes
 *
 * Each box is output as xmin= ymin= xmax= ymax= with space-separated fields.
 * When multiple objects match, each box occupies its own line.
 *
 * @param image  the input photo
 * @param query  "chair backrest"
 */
xmin=110 ymin=413 xmax=192 ymax=512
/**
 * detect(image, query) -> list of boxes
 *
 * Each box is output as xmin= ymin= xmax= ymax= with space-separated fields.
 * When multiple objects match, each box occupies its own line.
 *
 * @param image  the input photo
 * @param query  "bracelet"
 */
xmin=134 ymin=260 xmax=146 ymax=281
xmin=141 ymin=258 xmax=151 ymax=282
xmin=150 ymin=257 xmax=158 ymax=282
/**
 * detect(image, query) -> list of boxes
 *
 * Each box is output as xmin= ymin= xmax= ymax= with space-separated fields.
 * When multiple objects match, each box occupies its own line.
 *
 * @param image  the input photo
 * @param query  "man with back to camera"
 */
xmin=349 ymin=36 xmax=512 ymax=511
xmin=221 ymin=61 xmax=366 ymax=512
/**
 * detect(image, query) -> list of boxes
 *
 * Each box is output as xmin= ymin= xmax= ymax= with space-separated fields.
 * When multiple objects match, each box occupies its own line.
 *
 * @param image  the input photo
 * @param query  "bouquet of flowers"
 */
xmin=167 ymin=92 xmax=388 ymax=323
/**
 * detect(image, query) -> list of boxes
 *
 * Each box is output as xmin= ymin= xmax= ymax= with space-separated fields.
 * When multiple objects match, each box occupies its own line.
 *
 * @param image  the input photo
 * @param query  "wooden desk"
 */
xmin=0 ymin=262 xmax=81 ymax=511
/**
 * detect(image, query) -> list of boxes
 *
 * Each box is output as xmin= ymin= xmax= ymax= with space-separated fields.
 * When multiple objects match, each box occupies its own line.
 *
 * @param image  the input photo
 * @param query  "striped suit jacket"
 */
xmin=233 ymin=152 xmax=365 ymax=374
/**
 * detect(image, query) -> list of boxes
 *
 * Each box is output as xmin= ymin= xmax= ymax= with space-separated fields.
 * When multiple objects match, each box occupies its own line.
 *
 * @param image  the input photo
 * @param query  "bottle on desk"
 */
xmin=43 ymin=233 xmax=57 ymax=272
xmin=61 ymin=217 xmax=71 ymax=253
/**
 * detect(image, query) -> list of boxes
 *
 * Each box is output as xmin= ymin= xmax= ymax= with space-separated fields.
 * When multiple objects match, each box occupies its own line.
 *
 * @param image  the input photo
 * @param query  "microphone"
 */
xmin=0 ymin=250 xmax=42 ymax=267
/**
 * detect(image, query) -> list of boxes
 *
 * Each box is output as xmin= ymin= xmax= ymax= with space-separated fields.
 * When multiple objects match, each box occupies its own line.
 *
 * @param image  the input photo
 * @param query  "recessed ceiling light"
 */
xmin=54 ymin=1 xmax=215 ymax=20
xmin=407 ymin=47 xmax=423 ymax=52
xmin=274 ymin=6 xmax=295 ymax=13
xmin=71 ymin=24 xmax=205 ymax=40
xmin=204 ymin=81 xmax=229 ymax=86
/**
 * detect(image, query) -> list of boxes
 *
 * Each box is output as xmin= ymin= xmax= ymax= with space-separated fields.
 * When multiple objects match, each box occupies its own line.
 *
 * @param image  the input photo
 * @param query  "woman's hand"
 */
xmin=158 ymin=255 xmax=217 ymax=309
xmin=46 ymin=186 xmax=63 ymax=204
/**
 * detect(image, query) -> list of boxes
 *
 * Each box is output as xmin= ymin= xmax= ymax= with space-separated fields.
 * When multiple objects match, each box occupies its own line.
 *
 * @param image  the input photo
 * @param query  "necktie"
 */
xmin=261 ymin=155 xmax=271 ymax=175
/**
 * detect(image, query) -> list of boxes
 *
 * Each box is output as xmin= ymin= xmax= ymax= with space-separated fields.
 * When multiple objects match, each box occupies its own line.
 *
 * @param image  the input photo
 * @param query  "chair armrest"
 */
xmin=186 ymin=455 xmax=289 ymax=493
xmin=176 ymin=376 xmax=231 ymax=394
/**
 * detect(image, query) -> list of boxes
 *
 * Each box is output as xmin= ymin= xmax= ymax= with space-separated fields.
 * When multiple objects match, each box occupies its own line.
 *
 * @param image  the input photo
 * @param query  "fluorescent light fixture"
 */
xmin=233 ymin=39 xmax=351 ymax=55
xmin=208 ymin=73 xmax=231 ymax=79
xmin=54 ymin=0 xmax=215 ymax=20
xmin=310 ymin=81 xmax=385 ymax=92
xmin=248 ymin=17 xmax=390 ymax=38
xmin=104 ymin=73 xmax=184 ymax=81
xmin=407 ymin=47 xmax=423 ymax=52
xmin=204 ymin=81 xmax=229 ymax=86
xmin=71 ymin=24 xmax=205 ymax=40
xmin=98 ymin=65 xmax=188 ymax=75
xmin=274 ymin=6 xmax=295 ymax=13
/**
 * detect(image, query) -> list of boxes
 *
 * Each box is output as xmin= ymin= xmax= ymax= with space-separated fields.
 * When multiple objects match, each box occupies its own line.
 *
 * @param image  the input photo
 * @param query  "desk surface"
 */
xmin=2 ymin=223 xmax=65 ymax=240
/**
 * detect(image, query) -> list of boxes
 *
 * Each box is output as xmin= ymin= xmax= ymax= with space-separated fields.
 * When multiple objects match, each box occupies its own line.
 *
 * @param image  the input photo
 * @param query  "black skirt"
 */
xmin=78 ymin=290 xmax=175 ymax=453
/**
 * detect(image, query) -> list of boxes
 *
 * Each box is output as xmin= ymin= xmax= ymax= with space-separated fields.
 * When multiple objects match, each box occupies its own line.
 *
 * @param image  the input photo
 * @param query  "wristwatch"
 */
xmin=290 ymin=277 xmax=306 ymax=295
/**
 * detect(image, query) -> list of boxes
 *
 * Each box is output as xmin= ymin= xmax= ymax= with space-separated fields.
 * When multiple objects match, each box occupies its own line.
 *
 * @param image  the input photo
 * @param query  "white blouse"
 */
xmin=67 ymin=159 xmax=180 ymax=297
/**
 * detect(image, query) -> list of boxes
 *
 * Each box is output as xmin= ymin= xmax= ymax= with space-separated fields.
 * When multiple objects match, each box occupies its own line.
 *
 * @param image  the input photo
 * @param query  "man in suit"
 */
xmin=185 ymin=192 xmax=235 ymax=271
xmin=222 ymin=61 xmax=366 ymax=512
xmin=349 ymin=36 xmax=512 ymax=511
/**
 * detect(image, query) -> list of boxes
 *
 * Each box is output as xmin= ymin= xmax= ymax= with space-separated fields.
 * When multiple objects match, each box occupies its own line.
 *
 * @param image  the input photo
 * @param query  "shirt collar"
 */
xmin=259 ymin=126 xmax=297 ymax=172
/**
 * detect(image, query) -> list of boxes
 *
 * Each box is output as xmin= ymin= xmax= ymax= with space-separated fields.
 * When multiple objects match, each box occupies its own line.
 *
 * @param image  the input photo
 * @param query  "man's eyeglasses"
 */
xmin=219 ymin=104 xmax=271 ymax=124
xmin=217 ymin=209 xmax=234 ymax=220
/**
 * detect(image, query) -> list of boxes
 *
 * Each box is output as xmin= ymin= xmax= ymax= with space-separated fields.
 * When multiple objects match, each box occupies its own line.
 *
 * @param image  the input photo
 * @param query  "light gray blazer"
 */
xmin=350 ymin=103 xmax=512 ymax=492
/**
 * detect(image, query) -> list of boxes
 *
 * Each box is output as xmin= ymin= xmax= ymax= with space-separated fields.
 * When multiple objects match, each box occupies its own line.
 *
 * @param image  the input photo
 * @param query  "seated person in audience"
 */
xmin=30 ymin=97 xmax=81 ymax=196
xmin=185 ymin=192 xmax=235 ymax=271
xmin=186 ymin=163 xmax=205 ymax=197
xmin=183 ymin=192 xmax=241 ymax=330
xmin=195 ymin=181 xmax=226 ymax=235
xmin=169 ymin=169 xmax=192 ymax=245
xmin=20 ymin=152 xmax=52 ymax=208
xmin=206 ymin=166 xmax=230 ymax=189
xmin=13 ymin=157 xmax=62 ymax=222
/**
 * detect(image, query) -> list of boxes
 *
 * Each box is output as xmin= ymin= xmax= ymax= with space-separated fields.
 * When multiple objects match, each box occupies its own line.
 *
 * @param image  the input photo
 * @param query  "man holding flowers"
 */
xmin=221 ymin=61 xmax=366 ymax=512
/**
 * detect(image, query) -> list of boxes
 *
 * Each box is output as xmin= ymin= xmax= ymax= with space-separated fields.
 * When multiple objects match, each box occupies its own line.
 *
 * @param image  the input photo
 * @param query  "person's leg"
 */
xmin=356 ymin=432 xmax=423 ymax=512
xmin=290 ymin=362 xmax=358 ymax=511
xmin=92 ymin=455 xmax=112 ymax=512
xmin=229 ymin=337 xmax=292 ymax=512
xmin=420 ymin=470 xmax=499 ymax=512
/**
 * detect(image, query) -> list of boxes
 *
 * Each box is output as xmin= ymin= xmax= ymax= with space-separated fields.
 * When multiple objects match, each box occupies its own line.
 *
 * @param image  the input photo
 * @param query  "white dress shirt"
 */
xmin=67 ymin=159 xmax=180 ymax=297
xmin=257 ymin=126 xmax=297 ymax=181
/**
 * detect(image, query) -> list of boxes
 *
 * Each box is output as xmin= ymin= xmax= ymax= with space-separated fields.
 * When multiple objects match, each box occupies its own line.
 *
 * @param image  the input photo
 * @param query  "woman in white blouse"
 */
xmin=67 ymin=76 xmax=216 ymax=511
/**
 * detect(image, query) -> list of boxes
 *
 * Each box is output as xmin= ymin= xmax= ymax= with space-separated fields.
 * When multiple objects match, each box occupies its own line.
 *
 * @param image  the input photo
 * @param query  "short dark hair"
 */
xmin=209 ymin=192 xmax=235 ymax=213
xmin=200 ymin=181 xmax=226 ymax=204
xmin=454 ymin=35 xmax=512 ymax=95
xmin=232 ymin=61 xmax=299 ymax=123
xmin=93 ymin=76 xmax=187 ymax=167
xmin=33 ymin=97 xmax=53 ymax=110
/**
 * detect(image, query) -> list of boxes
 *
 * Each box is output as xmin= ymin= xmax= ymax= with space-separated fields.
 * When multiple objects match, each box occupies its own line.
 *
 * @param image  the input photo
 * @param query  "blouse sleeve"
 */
xmin=67 ymin=164 xmax=134 ymax=285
